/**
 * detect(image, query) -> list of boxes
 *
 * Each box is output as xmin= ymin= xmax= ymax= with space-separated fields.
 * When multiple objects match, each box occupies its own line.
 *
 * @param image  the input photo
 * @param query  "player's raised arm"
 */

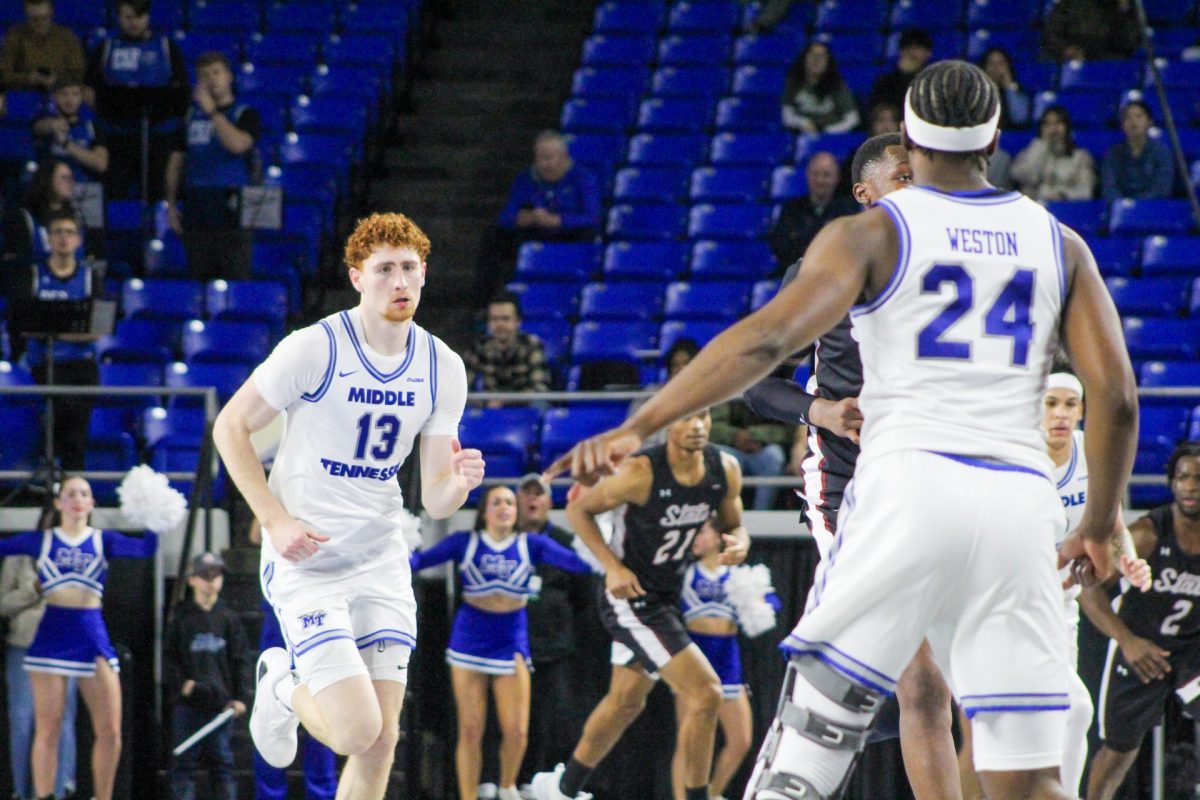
xmin=1058 ymin=225 xmax=1138 ymax=575
xmin=546 ymin=211 xmax=893 ymax=483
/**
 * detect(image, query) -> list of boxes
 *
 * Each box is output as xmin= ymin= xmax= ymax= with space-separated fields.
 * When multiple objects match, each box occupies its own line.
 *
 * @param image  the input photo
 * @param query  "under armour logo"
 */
xmin=1117 ymin=664 xmax=1129 ymax=676
xmin=300 ymin=611 xmax=327 ymax=629
xmin=659 ymin=488 xmax=672 ymax=498
xmin=1161 ymin=547 xmax=1172 ymax=557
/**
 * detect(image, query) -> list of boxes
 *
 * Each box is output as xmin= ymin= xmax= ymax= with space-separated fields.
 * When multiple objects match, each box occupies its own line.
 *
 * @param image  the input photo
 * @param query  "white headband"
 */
xmin=1046 ymin=372 xmax=1084 ymax=400
xmin=903 ymin=88 xmax=1000 ymax=152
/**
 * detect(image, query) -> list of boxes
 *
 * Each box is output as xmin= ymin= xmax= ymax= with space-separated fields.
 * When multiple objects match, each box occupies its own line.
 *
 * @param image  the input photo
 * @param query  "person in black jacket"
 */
xmin=166 ymin=552 xmax=252 ymax=800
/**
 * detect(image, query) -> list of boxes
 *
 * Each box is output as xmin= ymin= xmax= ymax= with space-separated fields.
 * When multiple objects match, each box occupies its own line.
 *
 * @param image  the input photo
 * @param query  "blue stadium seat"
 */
xmin=688 ymin=204 xmax=772 ymax=240
xmin=734 ymin=33 xmax=807 ymax=66
xmin=459 ymin=407 xmax=540 ymax=478
xmin=770 ymin=165 xmax=807 ymax=200
xmin=1140 ymin=361 xmax=1200 ymax=389
xmin=603 ymin=241 xmax=690 ymax=281
xmin=507 ymin=282 xmax=582 ymax=322
xmin=651 ymin=66 xmax=731 ymax=97
xmin=1192 ymin=408 xmax=1200 ymax=442
xmin=814 ymin=0 xmax=887 ymax=31
xmin=1146 ymin=28 xmax=1199 ymax=60
xmin=741 ymin=0 xmax=810 ymax=31
xmin=322 ymin=33 xmax=396 ymax=69
xmin=885 ymin=30 xmax=964 ymax=61
xmin=593 ymin=1 xmax=665 ymax=34
xmin=523 ymin=320 xmax=571 ymax=366
xmin=3 ymin=91 xmax=44 ymax=124
xmin=1110 ymin=199 xmax=1195 ymax=236
xmin=690 ymin=166 xmax=771 ymax=203
xmin=0 ymin=360 xmax=35 ymax=396
xmin=838 ymin=64 xmax=879 ymax=104
xmin=1123 ymin=317 xmax=1200 ymax=360
xmin=340 ymin=0 xmax=408 ymax=42
xmin=540 ymin=405 xmax=630 ymax=467
xmin=1088 ymin=236 xmax=1140 ymax=277
xmin=96 ymin=319 xmax=177 ymax=364
xmin=143 ymin=406 xmax=208 ymax=450
xmin=690 ymin=240 xmax=776 ymax=279
xmin=579 ymin=283 xmax=665 ymax=321
xmin=105 ymin=200 xmax=146 ymax=232
xmin=606 ymin=204 xmax=688 ymax=240
xmin=582 ymin=35 xmax=657 ymax=67
xmin=966 ymin=28 xmax=1040 ymax=63
xmin=565 ymin=133 xmax=625 ymax=170
xmin=890 ymin=0 xmax=963 ymax=29
xmin=1155 ymin=60 xmax=1200 ymax=92
xmin=664 ymin=281 xmax=751 ymax=320
xmin=657 ymin=35 xmax=729 ymax=65
xmin=1032 ymin=90 xmax=1116 ymax=130
xmin=206 ymin=280 xmax=287 ymax=334
xmin=1045 ymin=200 xmax=1107 ymax=237
xmin=572 ymin=67 xmax=650 ymax=98
xmin=190 ymin=0 xmax=261 ymax=32
xmin=731 ymin=66 xmax=787 ymax=97
xmin=308 ymin=65 xmax=382 ymax=104
xmin=165 ymin=361 xmax=251 ymax=407
xmin=245 ymin=33 xmax=321 ymax=66
xmin=515 ymin=242 xmax=599 ymax=282
xmin=238 ymin=64 xmax=307 ymax=98
xmin=812 ymin=31 xmax=885 ymax=64
xmin=174 ymin=30 xmax=241 ymax=65
xmin=794 ymin=131 xmax=867 ymax=163
xmin=709 ymin=132 xmax=792 ymax=165
xmin=1141 ymin=236 xmax=1200 ymax=277
xmin=84 ymin=426 xmax=138 ymax=484
xmin=668 ymin=1 xmax=739 ymax=33
xmin=715 ymin=95 xmax=782 ymax=131
xmin=571 ymin=321 xmax=657 ymax=363
xmin=1135 ymin=0 xmax=1194 ymax=24
xmin=54 ymin=0 xmax=106 ymax=28
xmin=0 ymin=127 xmax=33 ymax=165
xmin=613 ymin=167 xmax=690 ymax=203
xmin=1072 ymin=129 xmax=1123 ymax=162
xmin=1059 ymin=59 xmax=1142 ymax=92
xmin=966 ymin=0 xmax=1040 ymax=28
xmin=751 ymin=279 xmax=780 ymax=311
xmin=291 ymin=95 xmax=370 ymax=137
xmin=658 ymin=320 xmax=727 ymax=353
xmin=1140 ymin=407 xmax=1189 ymax=445
xmin=265 ymin=2 xmax=336 ymax=33
xmin=122 ymin=279 xmax=204 ymax=322
xmin=1105 ymin=277 xmax=1188 ymax=316
xmin=97 ymin=362 xmax=164 ymax=423
xmin=1190 ymin=278 xmax=1200 ymax=316
xmin=626 ymin=133 xmax=709 ymax=168
xmin=0 ymin=404 xmax=40 ymax=473
xmin=637 ymin=97 xmax=712 ymax=132
xmin=561 ymin=97 xmax=635 ymax=133
xmin=182 ymin=320 xmax=271 ymax=365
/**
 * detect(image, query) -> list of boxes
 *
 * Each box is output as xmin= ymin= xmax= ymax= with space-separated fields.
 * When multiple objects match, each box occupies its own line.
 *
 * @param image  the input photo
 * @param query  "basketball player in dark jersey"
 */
xmin=1081 ymin=441 xmax=1200 ymax=800
xmin=531 ymin=410 xmax=750 ymax=800
xmin=742 ymin=133 xmax=963 ymax=800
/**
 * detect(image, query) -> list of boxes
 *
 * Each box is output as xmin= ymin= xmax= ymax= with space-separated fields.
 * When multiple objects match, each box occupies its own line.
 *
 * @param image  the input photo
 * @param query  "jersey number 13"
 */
xmin=354 ymin=413 xmax=401 ymax=460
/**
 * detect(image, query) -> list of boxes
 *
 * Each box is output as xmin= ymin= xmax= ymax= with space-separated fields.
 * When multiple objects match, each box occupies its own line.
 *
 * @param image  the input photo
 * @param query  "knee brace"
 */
xmin=747 ymin=655 xmax=887 ymax=800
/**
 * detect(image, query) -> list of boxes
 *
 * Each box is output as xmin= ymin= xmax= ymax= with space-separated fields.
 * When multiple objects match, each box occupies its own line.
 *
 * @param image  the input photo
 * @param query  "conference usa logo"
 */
xmin=299 ymin=610 xmax=328 ymax=630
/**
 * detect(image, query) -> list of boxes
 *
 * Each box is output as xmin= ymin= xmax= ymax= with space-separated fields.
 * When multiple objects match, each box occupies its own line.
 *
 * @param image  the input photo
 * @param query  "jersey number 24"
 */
xmin=917 ymin=265 xmax=1035 ymax=367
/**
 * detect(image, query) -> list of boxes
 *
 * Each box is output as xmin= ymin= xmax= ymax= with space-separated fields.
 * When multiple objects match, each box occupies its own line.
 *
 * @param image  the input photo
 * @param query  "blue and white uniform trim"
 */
xmin=929 ymin=451 xmax=1047 ymax=479
xmin=356 ymin=628 xmax=417 ymax=651
xmin=460 ymin=533 xmax=536 ymax=599
xmin=340 ymin=311 xmax=417 ymax=383
xmin=852 ymin=197 xmax=910 ymax=317
xmin=960 ymin=692 xmax=1070 ymax=718
xmin=427 ymin=330 xmax=438 ymax=406
xmin=300 ymin=321 xmax=337 ymax=403
xmin=25 ymin=606 xmax=120 ymax=676
xmin=1056 ymin=439 xmax=1079 ymax=490
xmin=780 ymin=635 xmax=899 ymax=697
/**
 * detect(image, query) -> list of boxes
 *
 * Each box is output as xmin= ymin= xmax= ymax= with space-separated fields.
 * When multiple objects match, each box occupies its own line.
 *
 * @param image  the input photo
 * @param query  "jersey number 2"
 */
xmin=653 ymin=527 xmax=699 ymax=566
xmin=1161 ymin=599 xmax=1194 ymax=637
xmin=354 ymin=413 xmax=401 ymax=460
xmin=917 ymin=265 xmax=1035 ymax=367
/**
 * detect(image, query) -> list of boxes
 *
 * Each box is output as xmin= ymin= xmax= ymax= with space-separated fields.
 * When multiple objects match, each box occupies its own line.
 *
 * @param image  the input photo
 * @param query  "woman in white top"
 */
xmin=1011 ymin=105 xmax=1096 ymax=201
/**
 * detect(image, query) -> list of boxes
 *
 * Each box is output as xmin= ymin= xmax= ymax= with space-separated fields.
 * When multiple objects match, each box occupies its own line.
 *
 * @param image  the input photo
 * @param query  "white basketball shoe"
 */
xmin=249 ymin=647 xmax=299 ymax=768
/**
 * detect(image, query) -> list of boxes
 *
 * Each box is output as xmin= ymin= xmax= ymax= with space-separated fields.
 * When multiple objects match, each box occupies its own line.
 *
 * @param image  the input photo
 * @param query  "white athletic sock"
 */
xmin=273 ymin=671 xmax=299 ymax=712
xmin=761 ymin=671 xmax=875 ymax=797
xmin=497 ymin=786 xmax=520 ymax=800
xmin=1062 ymin=670 xmax=1092 ymax=795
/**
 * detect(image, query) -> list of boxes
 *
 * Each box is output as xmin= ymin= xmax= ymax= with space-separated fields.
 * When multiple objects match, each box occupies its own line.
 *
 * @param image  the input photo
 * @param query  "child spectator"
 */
xmin=165 ymin=552 xmax=251 ymax=800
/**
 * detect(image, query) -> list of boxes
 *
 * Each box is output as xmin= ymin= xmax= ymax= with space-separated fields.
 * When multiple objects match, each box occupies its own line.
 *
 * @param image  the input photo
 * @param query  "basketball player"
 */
xmin=531 ymin=410 xmax=750 ymax=800
xmin=212 ymin=213 xmax=485 ymax=799
xmin=548 ymin=60 xmax=1137 ymax=800
xmin=1080 ymin=442 xmax=1200 ymax=800
xmin=743 ymin=133 xmax=963 ymax=800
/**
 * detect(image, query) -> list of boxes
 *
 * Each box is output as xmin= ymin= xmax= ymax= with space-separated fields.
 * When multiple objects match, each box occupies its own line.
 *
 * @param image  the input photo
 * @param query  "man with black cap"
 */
xmin=164 ymin=552 xmax=252 ymax=800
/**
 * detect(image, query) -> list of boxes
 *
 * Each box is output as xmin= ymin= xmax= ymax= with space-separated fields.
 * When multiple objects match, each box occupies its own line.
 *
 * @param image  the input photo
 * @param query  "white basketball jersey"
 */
xmin=253 ymin=308 xmax=466 ymax=572
xmin=851 ymin=186 xmax=1066 ymax=477
xmin=1055 ymin=429 xmax=1088 ymax=621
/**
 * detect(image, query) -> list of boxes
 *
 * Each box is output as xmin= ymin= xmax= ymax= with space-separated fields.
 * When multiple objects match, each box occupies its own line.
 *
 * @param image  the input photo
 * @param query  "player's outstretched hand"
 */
xmin=1120 ymin=554 xmax=1152 ymax=593
xmin=1119 ymin=634 xmax=1172 ymax=684
xmin=450 ymin=438 xmax=485 ymax=492
xmin=606 ymin=563 xmax=646 ymax=600
xmin=809 ymin=397 xmax=864 ymax=444
xmin=718 ymin=532 xmax=749 ymax=566
xmin=269 ymin=517 xmax=330 ymax=563
xmin=544 ymin=427 xmax=643 ymax=486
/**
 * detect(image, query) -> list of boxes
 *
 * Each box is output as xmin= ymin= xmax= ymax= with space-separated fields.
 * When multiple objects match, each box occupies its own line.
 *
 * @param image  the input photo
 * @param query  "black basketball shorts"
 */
xmin=1098 ymin=638 xmax=1200 ymax=753
xmin=599 ymin=588 xmax=693 ymax=673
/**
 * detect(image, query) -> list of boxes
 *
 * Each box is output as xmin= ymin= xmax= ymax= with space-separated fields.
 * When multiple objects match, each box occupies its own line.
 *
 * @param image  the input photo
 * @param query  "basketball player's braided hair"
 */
xmin=905 ymin=60 xmax=999 ymax=163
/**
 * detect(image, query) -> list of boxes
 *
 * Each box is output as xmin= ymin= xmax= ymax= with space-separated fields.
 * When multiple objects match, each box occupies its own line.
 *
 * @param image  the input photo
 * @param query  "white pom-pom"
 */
xmin=397 ymin=507 xmax=422 ymax=551
xmin=725 ymin=563 xmax=778 ymax=638
xmin=117 ymin=465 xmax=188 ymax=533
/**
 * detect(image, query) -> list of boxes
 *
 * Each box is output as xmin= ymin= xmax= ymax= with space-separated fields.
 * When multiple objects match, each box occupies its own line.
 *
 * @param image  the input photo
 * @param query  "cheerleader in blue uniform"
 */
xmin=0 ymin=476 xmax=157 ymax=800
xmin=410 ymin=485 xmax=594 ymax=800
xmin=673 ymin=524 xmax=779 ymax=800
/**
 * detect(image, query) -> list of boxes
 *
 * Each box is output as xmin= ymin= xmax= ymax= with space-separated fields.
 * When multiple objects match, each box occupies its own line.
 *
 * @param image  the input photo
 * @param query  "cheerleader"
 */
xmin=410 ymin=485 xmax=593 ymax=800
xmin=0 ymin=476 xmax=157 ymax=800
xmin=673 ymin=524 xmax=779 ymax=800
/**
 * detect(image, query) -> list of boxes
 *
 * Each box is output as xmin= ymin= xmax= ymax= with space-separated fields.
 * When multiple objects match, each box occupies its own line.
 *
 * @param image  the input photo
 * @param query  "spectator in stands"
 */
xmin=164 ymin=51 xmax=261 ymax=282
xmin=464 ymin=290 xmax=551 ymax=398
xmin=4 ymin=159 xmax=85 ymax=267
xmin=1 ymin=554 xmax=78 ymax=800
xmin=978 ymin=47 xmax=1030 ymax=129
xmin=867 ymin=103 xmax=900 ymax=135
xmin=988 ymin=145 xmax=1014 ymax=191
xmin=0 ymin=0 xmax=85 ymax=102
xmin=18 ymin=210 xmax=97 ymax=471
xmin=768 ymin=151 xmax=856 ymax=271
xmin=85 ymin=0 xmax=188 ymax=201
xmin=710 ymin=398 xmax=793 ymax=510
xmin=867 ymin=28 xmax=933 ymax=115
xmin=780 ymin=42 xmax=860 ymax=135
xmin=33 ymin=76 xmax=108 ymax=182
xmin=1042 ymin=0 xmax=1140 ymax=62
xmin=1101 ymin=99 xmax=1175 ymax=201
xmin=746 ymin=0 xmax=799 ymax=33
xmin=630 ymin=337 xmax=700 ymax=448
xmin=1011 ymin=105 xmax=1096 ymax=201
xmin=477 ymin=130 xmax=600 ymax=304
